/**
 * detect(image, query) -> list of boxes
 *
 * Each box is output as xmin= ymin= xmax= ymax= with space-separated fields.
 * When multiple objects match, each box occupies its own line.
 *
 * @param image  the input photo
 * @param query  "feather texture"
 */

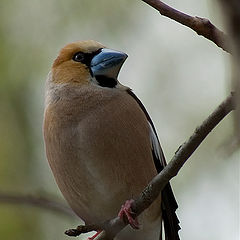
xmin=44 ymin=83 xmax=162 ymax=239
xmin=127 ymin=90 xmax=180 ymax=240
xmin=44 ymin=40 xmax=180 ymax=240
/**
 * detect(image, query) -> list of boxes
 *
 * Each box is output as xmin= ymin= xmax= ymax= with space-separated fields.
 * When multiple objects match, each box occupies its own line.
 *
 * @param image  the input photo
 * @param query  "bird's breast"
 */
xmin=43 ymin=87 xmax=160 ymax=224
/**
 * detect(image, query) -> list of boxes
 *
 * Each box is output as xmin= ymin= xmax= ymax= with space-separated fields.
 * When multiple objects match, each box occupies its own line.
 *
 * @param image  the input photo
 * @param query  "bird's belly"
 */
xmin=48 ymin=122 xmax=158 ymax=225
xmin=45 ymin=96 xmax=161 ymax=225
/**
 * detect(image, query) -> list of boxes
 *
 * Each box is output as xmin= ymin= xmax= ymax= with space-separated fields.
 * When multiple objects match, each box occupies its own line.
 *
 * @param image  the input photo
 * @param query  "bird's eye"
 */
xmin=73 ymin=52 xmax=85 ymax=62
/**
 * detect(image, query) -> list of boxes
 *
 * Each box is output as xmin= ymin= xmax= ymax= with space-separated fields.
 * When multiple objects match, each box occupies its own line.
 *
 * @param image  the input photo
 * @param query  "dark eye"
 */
xmin=73 ymin=52 xmax=85 ymax=62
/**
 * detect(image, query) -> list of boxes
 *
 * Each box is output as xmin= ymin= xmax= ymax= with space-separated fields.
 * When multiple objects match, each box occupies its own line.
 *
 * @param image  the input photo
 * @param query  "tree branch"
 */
xmin=65 ymin=93 xmax=236 ymax=239
xmin=218 ymin=0 xmax=240 ymax=141
xmin=141 ymin=0 xmax=231 ymax=53
xmin=0 ymin=191 xmax=75 ymax=217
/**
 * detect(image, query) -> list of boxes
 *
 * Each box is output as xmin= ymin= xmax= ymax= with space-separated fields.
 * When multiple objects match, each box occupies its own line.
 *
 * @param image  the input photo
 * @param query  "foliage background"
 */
xmin=0 ymin=0 xmax=238 ymax=240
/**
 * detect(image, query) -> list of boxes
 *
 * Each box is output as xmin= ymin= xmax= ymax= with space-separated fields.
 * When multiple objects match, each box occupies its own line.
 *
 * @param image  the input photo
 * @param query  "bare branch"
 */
xmin=65 ymin=224 xmax=102 ymax=237
xmin=141 ymin=0 xmax=231 ymax=53
xmin=0 ymin=191 xmax=75 ymax=217
xmin=65 ymin=93 xmax=236 ymax=239
xmin=218 ymin=0 xmax=240 ymax=141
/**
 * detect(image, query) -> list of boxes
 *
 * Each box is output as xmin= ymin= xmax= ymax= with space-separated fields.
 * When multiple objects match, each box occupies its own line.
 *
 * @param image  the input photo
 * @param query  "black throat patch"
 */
xmin=95 ymin=75 xmax=117 ymax=88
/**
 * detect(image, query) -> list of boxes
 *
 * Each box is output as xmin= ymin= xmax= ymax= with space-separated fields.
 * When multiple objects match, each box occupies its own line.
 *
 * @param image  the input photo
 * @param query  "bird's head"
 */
xmin=51 ymin=40 xmax=128 ymax=88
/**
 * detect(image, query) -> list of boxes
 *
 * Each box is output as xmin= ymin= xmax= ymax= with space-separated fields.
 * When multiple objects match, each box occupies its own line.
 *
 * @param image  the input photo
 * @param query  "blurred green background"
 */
xmin=0 ymin=0 xmax=239 ymax=240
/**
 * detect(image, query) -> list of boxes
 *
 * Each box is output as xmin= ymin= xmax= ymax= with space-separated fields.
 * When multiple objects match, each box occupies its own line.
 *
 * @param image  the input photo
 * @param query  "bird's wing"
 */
xmin=127 ymin=89 xmax=181 ymax=240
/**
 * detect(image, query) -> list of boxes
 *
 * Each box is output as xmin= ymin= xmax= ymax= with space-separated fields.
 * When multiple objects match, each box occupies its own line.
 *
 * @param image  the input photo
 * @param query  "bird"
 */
xmin=43 ymin=40 xmax=180 ymax=240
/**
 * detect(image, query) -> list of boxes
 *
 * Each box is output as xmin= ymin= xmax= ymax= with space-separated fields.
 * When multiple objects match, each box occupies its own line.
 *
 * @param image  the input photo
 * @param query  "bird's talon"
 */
xmin=88 ymin=231 xmax=102 ymax=240
xmin=118 ymin=199 xmax=139 ymax=229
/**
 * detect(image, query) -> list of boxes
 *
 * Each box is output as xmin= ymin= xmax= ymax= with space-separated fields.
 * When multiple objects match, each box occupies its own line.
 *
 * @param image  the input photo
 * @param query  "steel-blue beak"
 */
xmin=90 ymin=48 xmax=128 ymax=80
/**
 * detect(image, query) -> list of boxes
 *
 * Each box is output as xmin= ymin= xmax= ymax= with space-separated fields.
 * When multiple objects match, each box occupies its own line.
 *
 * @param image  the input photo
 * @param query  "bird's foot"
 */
xmin=118 ymin=199 xmax=139 ymax=229
xmin=88 ymin=231 xmax=102 ymax=240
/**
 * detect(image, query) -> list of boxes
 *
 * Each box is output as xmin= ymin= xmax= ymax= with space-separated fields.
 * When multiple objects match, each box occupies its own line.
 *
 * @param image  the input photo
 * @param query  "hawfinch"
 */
xmin=43 ymin=40 xmax=180 ymax=240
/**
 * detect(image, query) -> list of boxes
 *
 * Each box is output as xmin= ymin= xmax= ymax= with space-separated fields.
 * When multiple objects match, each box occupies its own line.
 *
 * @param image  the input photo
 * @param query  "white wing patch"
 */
xmin=148 ymin=122 xmax=166 ymax=167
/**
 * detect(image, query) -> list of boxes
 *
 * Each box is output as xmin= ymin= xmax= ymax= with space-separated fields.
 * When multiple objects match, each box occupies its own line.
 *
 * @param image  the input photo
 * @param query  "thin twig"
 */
xmin=141 ymin=0 xmax=231 ymax=53
xmin=65 ymin=93 xmax=236 ymax=239
xmin=0 ymin=191 xmax=75 ymax=217
xmin=65 ymin=224 xmax=102 ymax=237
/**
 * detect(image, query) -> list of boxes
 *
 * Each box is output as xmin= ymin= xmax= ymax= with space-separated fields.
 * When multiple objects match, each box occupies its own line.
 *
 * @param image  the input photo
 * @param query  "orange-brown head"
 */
xmin=51 ymin=40 xmax=127 ymax=88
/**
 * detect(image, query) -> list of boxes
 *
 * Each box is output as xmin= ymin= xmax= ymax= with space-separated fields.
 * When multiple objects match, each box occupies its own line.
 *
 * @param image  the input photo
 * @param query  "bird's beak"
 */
xmin=91 ymin=48 xmax=128 ymax=80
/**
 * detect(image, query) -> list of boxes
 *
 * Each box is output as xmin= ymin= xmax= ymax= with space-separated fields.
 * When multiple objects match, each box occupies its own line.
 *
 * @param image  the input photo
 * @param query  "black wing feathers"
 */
xmin=162 ymin=184 xmax=181 ymax=240
xmin=127 ymin=89 xmax=180 ymax=240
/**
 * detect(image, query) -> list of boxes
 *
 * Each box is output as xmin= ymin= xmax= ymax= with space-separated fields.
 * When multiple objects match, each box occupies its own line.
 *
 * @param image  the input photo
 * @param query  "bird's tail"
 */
xmin=161 ymin=182 xmax=181 ymax=240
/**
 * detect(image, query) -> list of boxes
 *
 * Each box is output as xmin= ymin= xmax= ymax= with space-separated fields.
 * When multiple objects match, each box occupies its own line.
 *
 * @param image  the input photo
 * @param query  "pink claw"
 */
xmin=88 ymin=231 xmax=102 ymax=240
xmin=118 ymin=199 xmax=139 ymax=229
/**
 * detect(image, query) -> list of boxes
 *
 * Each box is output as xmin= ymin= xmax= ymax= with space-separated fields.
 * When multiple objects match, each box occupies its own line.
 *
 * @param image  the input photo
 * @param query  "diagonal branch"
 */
xmin=65 ymin=93 xmax=236 ymax=240
xmin=218 ymin=0 xmax=240 ymax=141
xmin=141 ymin=0 xmax=231 ymax=53
xmin=0 ymin=191 xmax=75 ymax=217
